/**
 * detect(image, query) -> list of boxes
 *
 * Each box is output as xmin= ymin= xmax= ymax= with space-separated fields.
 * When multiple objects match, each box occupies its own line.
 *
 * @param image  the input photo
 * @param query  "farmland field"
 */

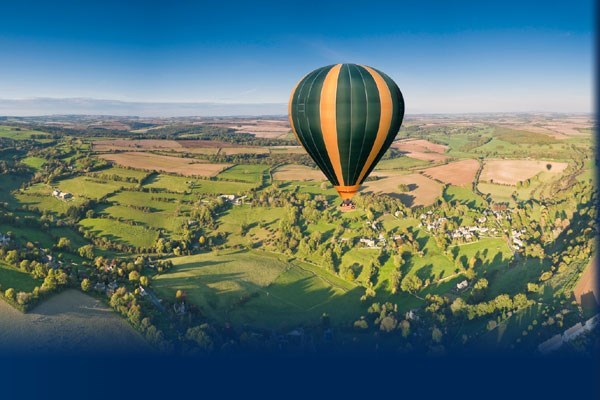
xmin=99 ymin=152 xmax=231 ymax=177
xmin=0 ymin=289 xmax=150 ymax=354
xmin=480 ymin=159 xmax=568 ymax=185
xmin=423 ymin=159 xmax=480 ymax=186
xmin=362 ymin=172 xmax=442 ymax=207
xmin=273 ymin=164 xmax=326 ymax=181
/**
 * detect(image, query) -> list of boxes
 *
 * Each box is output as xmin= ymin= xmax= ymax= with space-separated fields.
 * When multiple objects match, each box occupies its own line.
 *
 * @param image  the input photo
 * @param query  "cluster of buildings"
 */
xmin=51 ymin=189 xmax=72 ymax=200
xmin=420 ymin=211 xmax=497 ymax=243
xmin=94 ymin=280 xmax=119 ymax=297
xmin=511 ymin=228 xmax=526 ymax=250
xmin=538 ymin=314 xmax=599 ymax=354
xmin=218 ymin=194 xmax=246 ymax=205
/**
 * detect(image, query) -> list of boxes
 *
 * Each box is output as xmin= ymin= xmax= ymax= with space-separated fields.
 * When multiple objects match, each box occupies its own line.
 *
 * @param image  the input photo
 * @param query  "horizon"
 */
xmin=0 ymin=0 xmax=594 ymax=115
xmin=0 ymin=96 xmax=595 ymax=118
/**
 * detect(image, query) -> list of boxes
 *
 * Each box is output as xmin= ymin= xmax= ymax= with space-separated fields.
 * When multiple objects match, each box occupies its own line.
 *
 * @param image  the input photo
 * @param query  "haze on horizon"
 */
xmin=0 ymin=1 xmax=594 ymax=116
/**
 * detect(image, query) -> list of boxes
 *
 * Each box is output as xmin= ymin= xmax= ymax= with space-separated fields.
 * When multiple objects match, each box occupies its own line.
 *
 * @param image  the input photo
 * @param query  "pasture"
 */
xmin=217 ymin=164 xmax=268 ymax=183
xmin=143 ymin=173 xmax=256 ymax=195
xmin=21 ymin=156 xmax=46 ymax=170
xmin=57 ymin=176 xmax=136 ymax=199
xmin=154 ymin=250 xmax=363 ymax=329
xmin=79 ymin=217 xmax=158 ymax=249
xmin=443 ymin=185 xmax=486 ymax=208
xmin=0 ymin=261 xmax=42 ymax=292
xmin=0 ymin=125 xmax=50 ymax=141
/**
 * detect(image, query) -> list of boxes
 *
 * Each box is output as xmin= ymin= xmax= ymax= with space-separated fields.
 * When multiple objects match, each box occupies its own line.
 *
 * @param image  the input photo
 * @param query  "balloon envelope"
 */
xmin=288 ymin=64 xmax=404 ymax=200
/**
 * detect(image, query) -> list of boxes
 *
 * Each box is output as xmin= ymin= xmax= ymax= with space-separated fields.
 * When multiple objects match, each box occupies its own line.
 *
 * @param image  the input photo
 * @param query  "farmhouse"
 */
xmin=52 ymin=189 xmax=73 ymax=200
xmin=538 ymin=334 xmax=563 ymax=354
xmin=456 ymin=280 xmax=469 ymax=291
xmin=537 ymin=314 xmax=600 ymax=354
xmin=359 ymin=238 xmax=377 ymax=248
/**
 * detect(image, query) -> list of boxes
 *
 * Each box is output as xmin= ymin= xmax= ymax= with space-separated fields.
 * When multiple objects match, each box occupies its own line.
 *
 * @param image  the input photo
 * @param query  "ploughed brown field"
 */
xmin=362 ymin=171 xmax=442 ymax=207
xmin=0 ymin=289 xmax=151 ymax=355
xmin=208 ymin=119 xmax=291 ymax=139
xmin=573 ymin=258 xmax=599 ymax=310
xmin=99 ymin=152 xmax=231 ymax=176
xmin=422 ymin=159 xmax=480 ymax=186
xmin=392 ymin=139 xmax=449 ymax=162
xmin=480 ymin=159 xmax=568 ymax=185
xmin=273 ymin=164 xmax=326 ymax=181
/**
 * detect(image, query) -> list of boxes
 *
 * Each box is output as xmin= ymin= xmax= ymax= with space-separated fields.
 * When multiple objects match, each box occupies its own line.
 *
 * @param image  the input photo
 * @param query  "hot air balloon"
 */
xmin=288 ymin=64 xmax=404 ymax=208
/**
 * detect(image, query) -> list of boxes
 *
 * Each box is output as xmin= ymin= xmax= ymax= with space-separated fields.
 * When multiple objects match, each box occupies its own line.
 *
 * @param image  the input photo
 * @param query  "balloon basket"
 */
xmin=339 ymin=201 xmax=356 ymax=212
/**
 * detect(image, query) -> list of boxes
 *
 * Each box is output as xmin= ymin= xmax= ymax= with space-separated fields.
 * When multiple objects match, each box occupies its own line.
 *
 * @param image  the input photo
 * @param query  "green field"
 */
xmin=154 ymin=250 xmax=364 ymax=329
xmin=79 ymin=217 xmax=158 ymax=248
xmin=477 ymin=182 xmax=515 ymax=205
xmin=21 ymin=156 xmax=46 ymax=170
xmin=215 ymin=205 xmax=286 ymax=247
xmin=107 ymin=190 xmax=186 ymax=213
xmin=98 ymin=204 xmax=185 ymax=237
xmin=144 ymin=174 xmax=255 ymax=195
xmin=444 ymin=185 xmax=486 ymax=208
xmin=0 ymin=125 xmax=51 ymax=141
xmin=217 ymin=164 xmax=268 ymax=183
xmin=91 ymin=166 xmax=150 ymax=181
xmin=0 ymin=224 xmax=55 ymax=248
xmin=376 ymin=157 xmax=431 ymax=170
xmin=0 ymin=262 xmax=42 ymax=292
xmin=57 ymin=176 xmax=136 ymax=199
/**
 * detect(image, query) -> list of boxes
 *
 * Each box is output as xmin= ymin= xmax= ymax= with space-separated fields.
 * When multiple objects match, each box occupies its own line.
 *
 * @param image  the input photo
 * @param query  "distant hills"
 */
xmin=0 ymin=97 xmax=288 ymax=117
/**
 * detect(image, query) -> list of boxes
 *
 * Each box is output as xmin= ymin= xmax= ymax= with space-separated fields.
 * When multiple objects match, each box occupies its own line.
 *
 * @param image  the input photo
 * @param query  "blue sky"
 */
xmin=0 ymin=0 xmax=594 ymax=114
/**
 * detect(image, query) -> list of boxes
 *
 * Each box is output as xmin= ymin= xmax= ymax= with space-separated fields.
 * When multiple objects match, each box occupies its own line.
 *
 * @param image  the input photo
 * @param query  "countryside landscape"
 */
xmin=0 ymin=113 xmax=596 ymax=355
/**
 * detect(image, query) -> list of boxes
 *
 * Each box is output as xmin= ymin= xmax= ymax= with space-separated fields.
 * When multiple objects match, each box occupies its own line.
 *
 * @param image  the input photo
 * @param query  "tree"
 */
xmin=432 ymin=327 xmax=443 ymax=343
xmin=16 ymin=292 xmax=32 ymax=305
xmin=81 ymin=278 xmax=92 ymax=292
xmin=400 ymin=320 xmax=411 ymax=338
xmin=140 ymin=276 xmax=150 ymax=287
xmin=56 ymin=237 xmax=72 ymax=250
xmin=400 ymin=275 xmax=423 ymax=293
xmin=450 ymin=297 xmax=466 ymax=316
xmin=78 ymin=244 xmax=95 ymax=260
xmin=175 ymin=289 xmax=185 ymax=301
xmin=390 ymin=269 xmax=402 ymax=294
xmin=128 ymin=271 xmax=140 ymax=282
xmin=4 ymin=288 xmax=15 ymax=300
xmin=546 ymin=163 xmax=552 ymax=171
xmin=86 ymin=209 xmax=95 ymax=218
xmin=185 ymin=325 xmax=214 ymax=352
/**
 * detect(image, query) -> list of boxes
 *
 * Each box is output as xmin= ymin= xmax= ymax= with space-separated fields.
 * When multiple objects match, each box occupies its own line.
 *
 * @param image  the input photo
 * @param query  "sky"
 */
xmin=0 ymin=0 xmax=595 ymax=115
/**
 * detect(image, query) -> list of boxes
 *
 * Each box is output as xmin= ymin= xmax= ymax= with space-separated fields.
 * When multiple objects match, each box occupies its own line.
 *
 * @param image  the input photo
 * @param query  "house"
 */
xmin=538 ymin=334 xmax=563 ymax=354
xmin=187 ymin=220 xmax=198 ymax=227
xmin=562 ymin=322 xmax=585 ymax=342
xmin=585 ymin=314 xmax=599 ymax=331
xmin=456 ymin=280 xmax=469 ymax=291
xmin=94 ymin=282 xmax=107 ymax=293
xmin=359 ymin=238 xmax=376 ymax=248
xmin=234 ymin=195 xmax=247 ymax=205
xmin=405 ymin=310 xmax=418 ymax=321
xmin=59 ymin=192 xmax=72 ymax=200
xmin=52 ymin=189 xmax=61 ymax=197
xmin=219 ymin=194 xmax=236 ymax=202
